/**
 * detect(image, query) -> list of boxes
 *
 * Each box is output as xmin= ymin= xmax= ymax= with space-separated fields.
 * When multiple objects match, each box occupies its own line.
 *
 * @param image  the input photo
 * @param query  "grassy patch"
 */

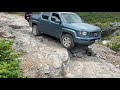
xmin=7 ymin=12 xmax=24 ymax=16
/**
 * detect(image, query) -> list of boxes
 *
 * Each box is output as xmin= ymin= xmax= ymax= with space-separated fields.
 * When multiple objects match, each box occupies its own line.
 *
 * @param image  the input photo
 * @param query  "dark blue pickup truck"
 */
xmin=29 ymin=12 xmax=101 ymax=49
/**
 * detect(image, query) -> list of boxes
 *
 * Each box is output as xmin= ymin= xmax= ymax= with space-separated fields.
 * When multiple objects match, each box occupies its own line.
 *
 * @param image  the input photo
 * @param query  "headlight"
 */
xmin=80 ymin=31 xmax=87 ymax=36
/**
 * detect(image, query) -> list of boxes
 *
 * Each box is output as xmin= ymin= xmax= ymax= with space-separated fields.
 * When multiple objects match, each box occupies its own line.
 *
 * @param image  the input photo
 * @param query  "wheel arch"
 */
xmin=61 ymin=31 xmax=75 ymax=39
xmin=32 ymin=22 xmax=37 ymax=27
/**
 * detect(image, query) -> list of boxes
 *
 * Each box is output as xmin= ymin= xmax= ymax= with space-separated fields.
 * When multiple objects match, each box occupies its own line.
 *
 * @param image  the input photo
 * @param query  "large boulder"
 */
xmin=90 ymin=44 xmax=120 ymax=68
xmin=110 ymin=30 xmax=120 ymax=37
xmin=17 ymin=34 xmax=70 ymax=78
xmin=21 ymin=47 xmax=69 ymax=78
xmin=11 ymin=24 xmax=70 ymax=78
xmin=110 ymin=22 xmax=120 ymax=30
xmin=101 ymin=22 xmax=120 ymax=37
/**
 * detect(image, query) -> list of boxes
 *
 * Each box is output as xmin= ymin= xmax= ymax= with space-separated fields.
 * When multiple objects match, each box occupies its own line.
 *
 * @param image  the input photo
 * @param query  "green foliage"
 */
xmin=0 ymin=39 xmax=21 ymax=61
xmin=76 ymin=12 xmax=120 ymax=29
xmin=0 ymin=61 xmax=23 ymax=78
xmin=0 ymin=39 xmax=23 ymax=78
xmin=107 ymin=36 xmax=120 ymax=52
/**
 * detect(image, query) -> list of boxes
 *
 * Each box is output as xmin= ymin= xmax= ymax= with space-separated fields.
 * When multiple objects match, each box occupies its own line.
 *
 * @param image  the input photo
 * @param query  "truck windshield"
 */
xmin=61 ymin=13 xmax=84 ymax=24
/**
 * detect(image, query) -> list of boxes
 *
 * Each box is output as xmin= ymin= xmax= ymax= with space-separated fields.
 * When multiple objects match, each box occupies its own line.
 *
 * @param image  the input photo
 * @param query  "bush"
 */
xmin=107 ymin=36 xmax=120 ymax=52
xmin=0 ymin=39 xmax=23 ymax=78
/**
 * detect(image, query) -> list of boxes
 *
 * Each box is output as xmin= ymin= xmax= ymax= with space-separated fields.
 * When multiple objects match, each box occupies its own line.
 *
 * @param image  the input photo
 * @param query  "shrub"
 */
xmin=0 ymin=39 xmax=23 ymax=78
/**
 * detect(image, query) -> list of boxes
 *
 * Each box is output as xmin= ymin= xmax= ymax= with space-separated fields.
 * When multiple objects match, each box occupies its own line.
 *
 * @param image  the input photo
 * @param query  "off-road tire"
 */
xmin=61 ymin=34 xmax=75 ymax=50
xmin=32 ymin=25 xmax=41 ymax=36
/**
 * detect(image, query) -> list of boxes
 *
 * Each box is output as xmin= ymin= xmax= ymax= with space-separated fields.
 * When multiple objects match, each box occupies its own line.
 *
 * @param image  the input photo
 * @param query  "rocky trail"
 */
xmin=0 ymin=12 xmax=120 ymax=78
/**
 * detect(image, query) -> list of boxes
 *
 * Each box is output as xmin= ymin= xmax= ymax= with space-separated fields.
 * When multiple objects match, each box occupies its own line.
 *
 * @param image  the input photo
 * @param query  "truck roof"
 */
xmin=37 ymin=12 xmax=75 ymax=14
xmin=54 ymin=12 xmax=75 ymax=14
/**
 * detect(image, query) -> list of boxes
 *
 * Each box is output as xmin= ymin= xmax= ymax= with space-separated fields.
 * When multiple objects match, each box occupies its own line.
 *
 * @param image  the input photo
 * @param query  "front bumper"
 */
xmin=74 ymin=36 xmax=101 ymax=45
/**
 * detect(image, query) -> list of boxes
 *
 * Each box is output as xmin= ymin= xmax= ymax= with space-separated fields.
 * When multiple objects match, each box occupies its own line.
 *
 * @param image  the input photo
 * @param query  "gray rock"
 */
xmin=102 ymin=40 xmax=110 ymax=45
xmin=102 ymin=22 xmax=120 ymax=37
xmin=65 ymin=73 xmax=75 ymax=78
xmin=0 ymin=26 xmax=15 ymax=38
xmin=110 ymin=22 xmax=120 ymax=27
xmin=110 ymin=30 xmax=120 ymax=37
xmin=116 ymin=65 xmax=120 ymax=68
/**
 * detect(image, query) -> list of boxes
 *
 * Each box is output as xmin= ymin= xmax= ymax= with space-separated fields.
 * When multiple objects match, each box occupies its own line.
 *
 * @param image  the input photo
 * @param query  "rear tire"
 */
xmin=61 ymin=34 xmax=75 ymax=50
xmin=32 ymin=25 xmax=41 ymax=36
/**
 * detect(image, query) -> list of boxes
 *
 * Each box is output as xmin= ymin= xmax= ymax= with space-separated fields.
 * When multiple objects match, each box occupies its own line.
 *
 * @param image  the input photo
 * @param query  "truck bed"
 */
xmin=29 ymin=13 xmax=41 ymax=27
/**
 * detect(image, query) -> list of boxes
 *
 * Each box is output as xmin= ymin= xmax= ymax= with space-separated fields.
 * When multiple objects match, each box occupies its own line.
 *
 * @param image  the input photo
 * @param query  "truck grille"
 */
xmin=90 ymin=32 xmax=101 ymax=37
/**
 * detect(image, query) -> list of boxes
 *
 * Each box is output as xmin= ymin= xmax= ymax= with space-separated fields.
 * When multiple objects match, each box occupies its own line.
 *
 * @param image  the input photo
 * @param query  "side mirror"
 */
xmin=51 ymin=16 xmax=61 ymax=24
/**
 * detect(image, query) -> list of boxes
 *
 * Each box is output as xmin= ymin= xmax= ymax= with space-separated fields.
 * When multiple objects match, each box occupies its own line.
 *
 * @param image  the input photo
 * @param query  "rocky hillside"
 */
xmin=0 ymin=12 xmax=120 ymax=78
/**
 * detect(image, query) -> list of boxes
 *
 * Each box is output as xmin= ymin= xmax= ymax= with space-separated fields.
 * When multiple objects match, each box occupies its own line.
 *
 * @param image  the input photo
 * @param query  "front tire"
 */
xmin=61 ymin=34 xmax=75 ymax=50
xmin=32 ymin=25 xmax=41 ymax=36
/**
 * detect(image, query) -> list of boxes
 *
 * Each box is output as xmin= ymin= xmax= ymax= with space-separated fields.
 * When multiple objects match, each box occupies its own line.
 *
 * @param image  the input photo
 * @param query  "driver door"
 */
xmin=48 ymin=13 xmax=62 ymax=38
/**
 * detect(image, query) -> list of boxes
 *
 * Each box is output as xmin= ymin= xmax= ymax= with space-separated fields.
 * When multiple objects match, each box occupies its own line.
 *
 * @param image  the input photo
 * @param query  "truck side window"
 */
xmin=42 ymin=12 xmax=50 ymax=20
xmin=51 ymin=13 xmax=61 ymax=23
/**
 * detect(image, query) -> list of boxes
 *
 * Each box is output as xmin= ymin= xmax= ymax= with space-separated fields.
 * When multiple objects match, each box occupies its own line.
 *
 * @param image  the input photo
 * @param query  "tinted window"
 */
xmin=42 ymin=12 xmax=50 ymax=20
xmin=51 ymin=13 xmax=61 ymax=22
xmin=62 ymin=13 xmax=83 ymax=23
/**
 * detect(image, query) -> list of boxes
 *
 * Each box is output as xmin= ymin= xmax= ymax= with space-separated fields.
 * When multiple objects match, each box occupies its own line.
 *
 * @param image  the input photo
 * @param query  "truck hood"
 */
xmin=64 ymin=23 xmax=101 ymax=32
